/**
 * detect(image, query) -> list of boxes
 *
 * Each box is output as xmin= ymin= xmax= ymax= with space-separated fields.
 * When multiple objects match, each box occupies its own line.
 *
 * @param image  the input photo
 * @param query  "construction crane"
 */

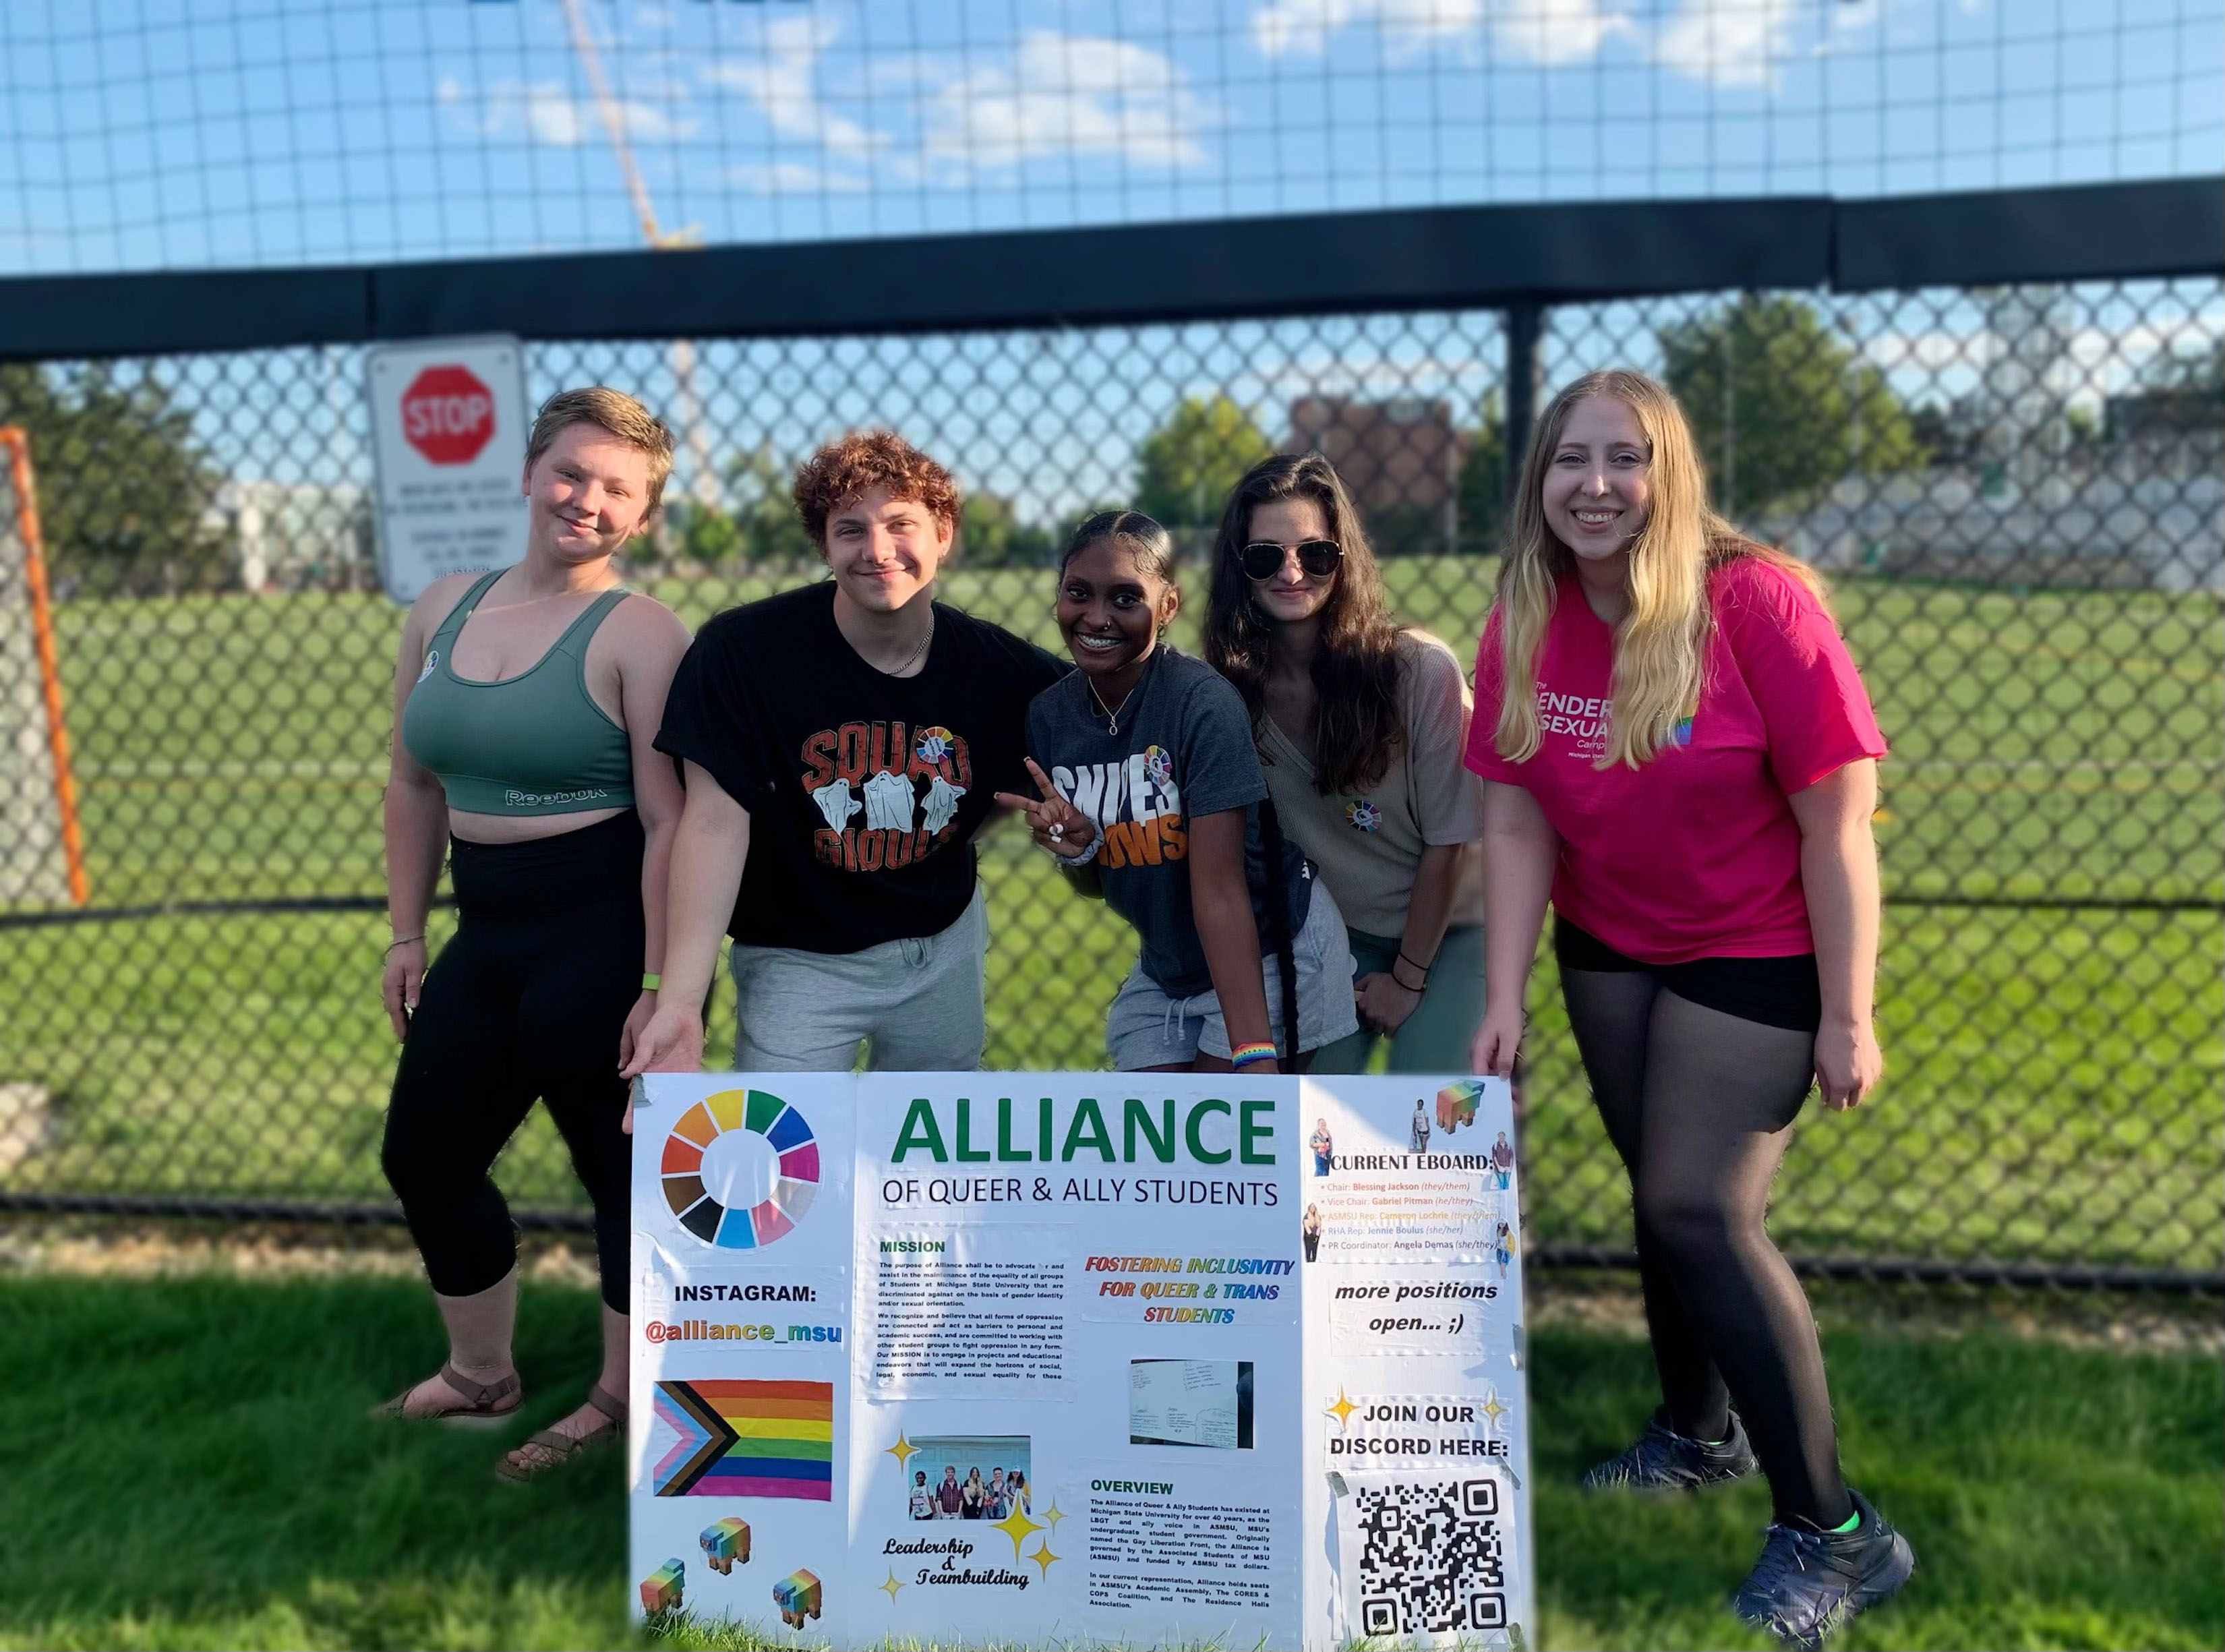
xmin=560 ymin=0 xmax=721 ymax=517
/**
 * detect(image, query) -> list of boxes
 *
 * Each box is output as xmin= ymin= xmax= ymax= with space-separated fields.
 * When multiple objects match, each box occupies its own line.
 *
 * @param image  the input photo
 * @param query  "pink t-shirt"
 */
xmin=1463 ymin=556 xmax=1886 ymax=963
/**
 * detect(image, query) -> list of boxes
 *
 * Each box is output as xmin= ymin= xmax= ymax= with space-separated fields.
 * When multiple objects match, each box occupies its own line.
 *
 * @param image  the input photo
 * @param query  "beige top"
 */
xmin=1257 ymin=630 xmax=1486 ymax=939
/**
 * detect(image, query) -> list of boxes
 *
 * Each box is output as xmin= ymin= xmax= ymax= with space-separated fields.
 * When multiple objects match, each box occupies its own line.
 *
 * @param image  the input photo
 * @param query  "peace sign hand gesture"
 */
xmin=995 ymin=757 xmax=1100 ymax=860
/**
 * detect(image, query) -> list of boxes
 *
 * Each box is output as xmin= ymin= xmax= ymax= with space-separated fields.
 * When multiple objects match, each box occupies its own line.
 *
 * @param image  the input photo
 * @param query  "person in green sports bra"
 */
xmin=378 ymin=386 xmax=692 ymax=1483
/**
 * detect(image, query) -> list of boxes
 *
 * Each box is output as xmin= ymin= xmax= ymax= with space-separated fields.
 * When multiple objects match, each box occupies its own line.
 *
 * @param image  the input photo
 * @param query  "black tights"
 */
xmin=382 ymin=812 xmax=643 ymax=1314
xmin=1560 ymin=965 xmax=1852 ymax=1528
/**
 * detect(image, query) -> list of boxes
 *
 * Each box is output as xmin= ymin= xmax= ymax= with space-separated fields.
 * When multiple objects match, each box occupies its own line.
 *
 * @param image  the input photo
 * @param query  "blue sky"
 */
xmin=0 ymin=0 xmax=2216 ymax=274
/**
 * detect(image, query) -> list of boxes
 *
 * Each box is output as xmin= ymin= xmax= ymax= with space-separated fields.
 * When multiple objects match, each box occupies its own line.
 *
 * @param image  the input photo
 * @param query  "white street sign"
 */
xmin=366 ymin=336 xmax=532 ymax=604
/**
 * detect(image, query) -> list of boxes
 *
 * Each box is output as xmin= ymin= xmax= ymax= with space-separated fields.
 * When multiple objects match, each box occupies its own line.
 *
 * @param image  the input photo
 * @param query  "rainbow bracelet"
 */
xmin=1228 ymin=1041 xmax=1278 ymax=1069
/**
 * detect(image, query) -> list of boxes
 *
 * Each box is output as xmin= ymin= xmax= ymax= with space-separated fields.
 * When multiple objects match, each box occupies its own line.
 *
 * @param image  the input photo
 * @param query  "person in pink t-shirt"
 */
xmin=1464 ymin=369 xmax=1911 ymax=1647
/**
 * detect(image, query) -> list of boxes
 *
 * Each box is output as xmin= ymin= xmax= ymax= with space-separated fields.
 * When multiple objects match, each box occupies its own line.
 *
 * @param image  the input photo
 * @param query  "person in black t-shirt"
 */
xmin=622 ymin=430 xmax=1064 ymax=1075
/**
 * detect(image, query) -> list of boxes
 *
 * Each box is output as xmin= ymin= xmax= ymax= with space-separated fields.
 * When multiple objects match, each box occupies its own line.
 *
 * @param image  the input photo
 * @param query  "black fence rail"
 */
xmin=0 ymin=183 xmax=2218 ymax=1291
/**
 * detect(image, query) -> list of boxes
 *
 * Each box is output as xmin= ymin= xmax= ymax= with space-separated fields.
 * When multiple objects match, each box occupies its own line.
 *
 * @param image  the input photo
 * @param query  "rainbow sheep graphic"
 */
xmin=639 ymin=1558 xmax=685 ymax=1616
xmin=699 ymin=1516 xmax=751 ymax=1574
xmin=1435 ymin=1078 xmax=1484 ymax=1135
xmin=773 ymin=1568 xmax=823 ymax=1628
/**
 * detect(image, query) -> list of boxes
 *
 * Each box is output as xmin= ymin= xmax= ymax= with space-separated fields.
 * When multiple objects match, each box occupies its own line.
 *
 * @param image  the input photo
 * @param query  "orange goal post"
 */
xmin=0 ymin=427 xmax=89 ymax=906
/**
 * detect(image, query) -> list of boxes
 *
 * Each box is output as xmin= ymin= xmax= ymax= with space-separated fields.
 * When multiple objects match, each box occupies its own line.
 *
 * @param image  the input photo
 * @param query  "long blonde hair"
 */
xmin=1492 ymin=369 xmax=1826 ymax=769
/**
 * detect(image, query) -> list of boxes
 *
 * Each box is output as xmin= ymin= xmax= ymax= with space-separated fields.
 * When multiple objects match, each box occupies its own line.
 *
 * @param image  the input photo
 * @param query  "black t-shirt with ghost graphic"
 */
xmin=657 ymin=582 xmax=1065 ymax=953
xmin=1025 ymin=647 xmax=1313 ymax=998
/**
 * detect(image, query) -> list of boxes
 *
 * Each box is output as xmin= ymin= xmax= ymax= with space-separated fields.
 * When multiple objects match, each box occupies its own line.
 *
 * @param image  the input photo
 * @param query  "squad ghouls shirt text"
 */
xmin=798 ymin=719 xmax=973 ymax=872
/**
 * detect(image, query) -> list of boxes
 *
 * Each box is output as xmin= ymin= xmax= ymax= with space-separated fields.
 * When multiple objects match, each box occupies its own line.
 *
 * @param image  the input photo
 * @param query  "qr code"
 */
xmin=1353 ymin=1476 xmax=1507 ymax=1636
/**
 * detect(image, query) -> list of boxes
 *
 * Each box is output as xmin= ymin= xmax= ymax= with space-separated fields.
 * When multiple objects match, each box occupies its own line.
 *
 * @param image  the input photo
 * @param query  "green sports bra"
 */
xmin=400 ymin=568 xmax=636 ymax=816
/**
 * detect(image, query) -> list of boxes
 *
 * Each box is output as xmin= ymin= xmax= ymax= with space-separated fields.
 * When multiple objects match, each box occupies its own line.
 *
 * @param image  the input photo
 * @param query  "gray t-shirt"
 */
xmin=1257 ymin=630 xmax=1486 ymax=937
xmin=1026 ymin=647 xmax=1313 ymax=998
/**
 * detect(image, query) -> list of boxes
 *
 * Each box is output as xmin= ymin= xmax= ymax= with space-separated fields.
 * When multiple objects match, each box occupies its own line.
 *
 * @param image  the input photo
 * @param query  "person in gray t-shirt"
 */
xmin=1204 ymin=452 xmax=1488 ymax=1075
xmin=997 ymin=511 xmax=1356 ymax=1072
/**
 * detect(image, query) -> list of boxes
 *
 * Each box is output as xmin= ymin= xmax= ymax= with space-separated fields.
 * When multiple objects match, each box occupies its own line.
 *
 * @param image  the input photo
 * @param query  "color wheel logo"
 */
xmin=660 ymin=1088 xmax=819 ymax=1248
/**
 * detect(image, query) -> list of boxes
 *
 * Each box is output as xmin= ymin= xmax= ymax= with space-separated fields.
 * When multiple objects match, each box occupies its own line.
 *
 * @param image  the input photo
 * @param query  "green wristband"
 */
xmin=641 ymin=972 xmax=661 ymax=991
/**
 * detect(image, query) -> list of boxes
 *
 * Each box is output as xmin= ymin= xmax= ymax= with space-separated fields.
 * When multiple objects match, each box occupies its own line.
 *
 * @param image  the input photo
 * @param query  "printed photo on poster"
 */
xmin=901 ymin=1434 xmax=1034 ymax=1521
xmin=1129 ymin=1358 xmax=1255 ymax=1449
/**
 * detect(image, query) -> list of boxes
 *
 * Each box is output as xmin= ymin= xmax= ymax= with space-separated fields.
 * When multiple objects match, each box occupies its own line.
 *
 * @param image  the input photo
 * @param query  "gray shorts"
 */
xmin=1104 ymin=880 xmax=1359 ymax=1070
xmin=729 ymin=884 xmax=986 ymax=1072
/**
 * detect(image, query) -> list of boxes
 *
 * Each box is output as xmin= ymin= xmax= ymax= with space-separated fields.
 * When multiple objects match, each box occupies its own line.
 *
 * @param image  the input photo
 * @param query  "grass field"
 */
xmin=1 ymin=1271 xmax=2216 ymax=1651
xmin=1 ymin=565 xmax=2218 ymax=1273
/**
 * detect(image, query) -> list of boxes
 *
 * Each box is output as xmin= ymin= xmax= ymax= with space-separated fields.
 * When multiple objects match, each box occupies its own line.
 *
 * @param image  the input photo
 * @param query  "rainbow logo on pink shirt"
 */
xmin=1668 ymin=715 xmax=1694 ymax=746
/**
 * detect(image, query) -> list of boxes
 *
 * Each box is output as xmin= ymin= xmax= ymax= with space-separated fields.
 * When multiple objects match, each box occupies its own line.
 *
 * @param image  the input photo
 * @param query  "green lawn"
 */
xmin=2 ymin=568 xmax=2218 ymax=1274
xmin=0 ymin=1273 xmax=2216 ymax=1651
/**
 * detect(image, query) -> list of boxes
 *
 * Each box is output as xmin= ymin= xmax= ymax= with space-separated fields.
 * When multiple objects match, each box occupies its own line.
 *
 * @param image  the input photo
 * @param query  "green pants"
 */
xmin=1309 ymin=922 xmax=1485 ymax=1075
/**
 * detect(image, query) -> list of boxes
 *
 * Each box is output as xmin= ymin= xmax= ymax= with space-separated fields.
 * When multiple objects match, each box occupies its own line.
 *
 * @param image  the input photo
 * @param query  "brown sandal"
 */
xmin=496 ymin=1384 xmax=627 ymax=1482
xmin=376 ymin=1361 xmax=523 ymax=1427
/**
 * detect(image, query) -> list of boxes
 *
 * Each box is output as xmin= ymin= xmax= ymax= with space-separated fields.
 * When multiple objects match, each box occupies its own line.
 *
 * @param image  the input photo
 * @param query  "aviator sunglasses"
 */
xmin=1239 ymin=538 xmax=1343 ymax=580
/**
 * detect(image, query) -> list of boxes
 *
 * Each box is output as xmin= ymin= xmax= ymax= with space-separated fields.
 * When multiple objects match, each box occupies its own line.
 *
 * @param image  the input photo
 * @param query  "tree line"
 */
xmin=5 ymin=300 xmax=2219 ymax=593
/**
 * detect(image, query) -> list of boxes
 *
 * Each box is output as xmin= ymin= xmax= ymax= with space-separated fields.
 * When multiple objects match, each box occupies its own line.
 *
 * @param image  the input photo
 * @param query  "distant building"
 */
xmin=2104 ymin=386 xmax=2225 ymax=476
xmin=1752 ymin=446 xmax=2223 ymax=593
xmin=215 ymin=480 xmax=374 ymax=592
xmin=1284 ymin=396 xmax=1459 ymax=552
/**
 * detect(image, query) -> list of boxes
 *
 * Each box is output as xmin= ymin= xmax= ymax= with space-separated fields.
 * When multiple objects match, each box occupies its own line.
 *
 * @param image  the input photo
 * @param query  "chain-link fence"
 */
xmin=0 ymin=258 xmax=2218 ymax=1287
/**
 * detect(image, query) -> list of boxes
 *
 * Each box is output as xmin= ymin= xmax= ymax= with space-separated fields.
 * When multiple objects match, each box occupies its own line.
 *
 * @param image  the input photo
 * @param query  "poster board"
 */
xmin=365 ymin=335 xmax=531 ymax=604
xmin=629 ymin=1072 xmax=1531 ymax=1649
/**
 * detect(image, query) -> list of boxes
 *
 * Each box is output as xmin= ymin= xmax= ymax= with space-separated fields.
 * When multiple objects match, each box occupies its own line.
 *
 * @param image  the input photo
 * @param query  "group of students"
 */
xmin=374 ymin=370 xmax=1911 ymax=1645
xmin=908 ymin=1465 xmax=1030 ymax=1522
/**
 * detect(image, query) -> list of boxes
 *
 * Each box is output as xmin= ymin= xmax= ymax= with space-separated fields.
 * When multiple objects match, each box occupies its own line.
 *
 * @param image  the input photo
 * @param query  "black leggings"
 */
xmin=383 ymin=810 xmax=644 ymax=1314
xmin=1554 ymin=918 xmax=1851 ymax=1528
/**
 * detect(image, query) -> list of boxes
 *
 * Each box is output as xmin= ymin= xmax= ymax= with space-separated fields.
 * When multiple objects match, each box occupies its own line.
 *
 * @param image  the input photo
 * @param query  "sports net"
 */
xmin=0 ymin=274 xmax=2216 ymax=1284
xmin=0 ymin=0 xmax=2218 ymax=273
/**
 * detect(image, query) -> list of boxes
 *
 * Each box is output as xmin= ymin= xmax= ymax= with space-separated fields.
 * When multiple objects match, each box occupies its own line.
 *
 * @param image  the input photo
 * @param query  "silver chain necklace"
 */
xmin=1090 ymin=677 xmax=1138 ymax=736
xmin=883 ymin=614 xmax=934 ymax=677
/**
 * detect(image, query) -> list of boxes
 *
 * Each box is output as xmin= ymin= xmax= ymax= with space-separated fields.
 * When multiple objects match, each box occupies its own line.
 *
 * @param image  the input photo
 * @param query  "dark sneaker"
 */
xmin=1731 ymin=1489 xmax=1916 ymax=1648
xmin=1580 ymin=1408 xmax=1758 ymax=1491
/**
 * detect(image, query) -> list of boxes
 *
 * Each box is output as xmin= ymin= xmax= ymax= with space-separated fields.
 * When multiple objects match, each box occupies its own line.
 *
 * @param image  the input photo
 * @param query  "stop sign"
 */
xmin=400 ymin=365 xmax=498 ymax=465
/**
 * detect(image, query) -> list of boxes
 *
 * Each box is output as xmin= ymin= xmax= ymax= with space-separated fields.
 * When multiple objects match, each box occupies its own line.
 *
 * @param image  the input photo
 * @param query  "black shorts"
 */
xmin=1553 ymin=916 xmax=1822 ymax=1034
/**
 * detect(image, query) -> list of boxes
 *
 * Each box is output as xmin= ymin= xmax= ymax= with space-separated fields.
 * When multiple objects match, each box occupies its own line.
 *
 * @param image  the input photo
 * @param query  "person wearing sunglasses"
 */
xmin=1203 ymin=452 xmax=1487 ymax=1076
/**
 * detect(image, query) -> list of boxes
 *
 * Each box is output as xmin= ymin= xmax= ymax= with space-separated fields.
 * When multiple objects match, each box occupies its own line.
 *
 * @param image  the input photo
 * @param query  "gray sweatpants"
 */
xmin=728 ymin=885 xmax=987 ymax=1073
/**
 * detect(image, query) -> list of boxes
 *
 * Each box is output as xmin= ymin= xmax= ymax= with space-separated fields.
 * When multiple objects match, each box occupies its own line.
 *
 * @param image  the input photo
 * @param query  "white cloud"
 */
xmin=1652 ymin=0 xmax=1806 ymax=88
xmin=438 ymin=76 xmax=692 ymax=147
xmin=704 ymin=13 xmax=885 ymax=163
xmin=1252 ymin=0 xmax=1622 ymax=65
xmin=922 ymin=32 xmax=1212 ymax=171
xmin=1255 ymin=0 xmax=1476 ymax=59
xmin=723 ymin=160 xmax=873 ymax=195
xmin=1251 ymin=0 xmax=1920 ymax=79
xmin=1492 ymin=0 xmax=1628 ymax=64
xmin=707 ymin=23 xmax=1210 ymax=190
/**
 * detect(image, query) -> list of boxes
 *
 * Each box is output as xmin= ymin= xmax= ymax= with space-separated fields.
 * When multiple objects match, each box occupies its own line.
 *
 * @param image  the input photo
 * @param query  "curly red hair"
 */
xmin=792 ymin=430 xmax=960 ymax=548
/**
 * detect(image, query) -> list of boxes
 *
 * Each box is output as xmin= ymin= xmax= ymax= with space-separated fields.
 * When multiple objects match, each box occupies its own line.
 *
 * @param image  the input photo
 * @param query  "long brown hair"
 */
xmin=1203 ymin=452 xmax=1406 ymax=794
xmin=1493 ymin=369 xmax=1828 ymax=769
